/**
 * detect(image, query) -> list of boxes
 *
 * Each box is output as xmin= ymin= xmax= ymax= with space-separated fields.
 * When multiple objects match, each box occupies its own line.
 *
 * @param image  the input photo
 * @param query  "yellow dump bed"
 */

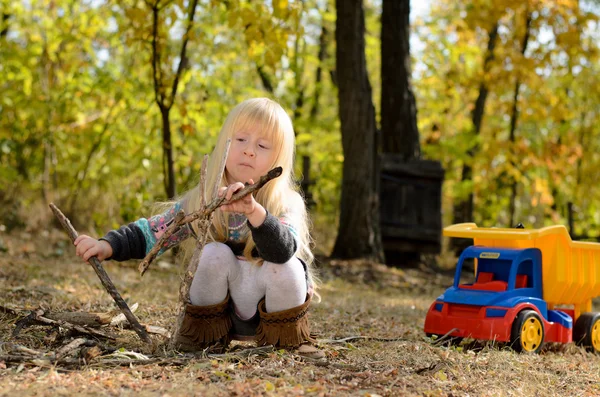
xmin=444 ymin=223 xmax=600 ymax=308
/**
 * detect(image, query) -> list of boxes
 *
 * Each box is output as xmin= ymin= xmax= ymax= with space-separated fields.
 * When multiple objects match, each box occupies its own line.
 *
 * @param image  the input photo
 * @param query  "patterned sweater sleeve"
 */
xmin=248 ymin=210 xmax=299 ymax=264
xmin=100 ymin=202 xmax=192 ymax=261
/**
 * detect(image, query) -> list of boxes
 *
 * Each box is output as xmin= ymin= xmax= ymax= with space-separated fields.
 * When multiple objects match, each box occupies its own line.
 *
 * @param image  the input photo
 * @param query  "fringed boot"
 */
xmin=175 ymin=293 xmax=232 ymax=352
xmin=255 ymin=294 xmax=325 ymax=359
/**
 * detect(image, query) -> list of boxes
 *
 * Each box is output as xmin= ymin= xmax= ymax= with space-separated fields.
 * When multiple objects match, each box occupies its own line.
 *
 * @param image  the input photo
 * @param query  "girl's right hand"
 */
xmin=74 ymin=235 xmax=113 ymax=262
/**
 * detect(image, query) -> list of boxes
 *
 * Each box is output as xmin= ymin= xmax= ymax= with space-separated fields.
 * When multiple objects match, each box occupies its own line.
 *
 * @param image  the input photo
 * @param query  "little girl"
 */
xmin=74 ymin=98 xmax=321 ymax=357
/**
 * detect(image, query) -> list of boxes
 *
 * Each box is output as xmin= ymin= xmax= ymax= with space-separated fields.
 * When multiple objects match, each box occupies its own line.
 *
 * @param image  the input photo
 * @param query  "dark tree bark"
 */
xmin=381 ymin=0 xmax=420 ymax=160
xmin=508 ymin=11 xmax=532 ymax=227
xmin=451 ymin=22 xmax=499 ymax=233
xmin=161 ymin=107 xmax=175 ymax=198
xmin=310 ymin=7 xmax=329 ymax=121
xmin=256 ymin=65 xmax=274 ymax=93
xmin=1 ymin=13 xmax=9 ymax=38
xmin=148 ymin=0 xmax=199 ymax=199
xmin=331 ymin=0 xmax=383 ymax=261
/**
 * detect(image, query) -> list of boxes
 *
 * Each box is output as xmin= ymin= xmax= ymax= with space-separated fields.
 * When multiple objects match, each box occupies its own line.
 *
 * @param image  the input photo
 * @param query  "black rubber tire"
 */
xmin=574 ymin=312 xmax=600 ymax=354
xmin=510 ymin=310 xmax=544 ymax=353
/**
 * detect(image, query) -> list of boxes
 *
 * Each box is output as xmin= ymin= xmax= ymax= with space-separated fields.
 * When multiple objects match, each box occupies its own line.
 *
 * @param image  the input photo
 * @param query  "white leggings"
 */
xmin=189 ymin=242 xmax=307 ymax=320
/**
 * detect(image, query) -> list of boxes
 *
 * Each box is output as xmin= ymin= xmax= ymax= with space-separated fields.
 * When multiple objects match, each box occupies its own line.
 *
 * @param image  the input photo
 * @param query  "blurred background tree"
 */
xmin=0 ymin=0 xmax=598 ymax=262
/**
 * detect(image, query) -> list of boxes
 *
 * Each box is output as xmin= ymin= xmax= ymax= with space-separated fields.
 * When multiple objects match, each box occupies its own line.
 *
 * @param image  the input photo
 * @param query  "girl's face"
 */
xmin=225 ymin=124 xmax=276 ymax=184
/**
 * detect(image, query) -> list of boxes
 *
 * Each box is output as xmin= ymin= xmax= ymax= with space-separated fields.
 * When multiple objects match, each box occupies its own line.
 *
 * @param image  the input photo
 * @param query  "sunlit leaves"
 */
xmin=416 ymin=0 xmax=600 ymax=232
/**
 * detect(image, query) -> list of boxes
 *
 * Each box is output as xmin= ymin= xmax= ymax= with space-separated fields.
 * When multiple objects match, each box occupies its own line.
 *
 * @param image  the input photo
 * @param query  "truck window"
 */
xmin=515 ymin=259 xmax=534 ymax=288
xmin=477 ymin=259 xmax=511 ymax=282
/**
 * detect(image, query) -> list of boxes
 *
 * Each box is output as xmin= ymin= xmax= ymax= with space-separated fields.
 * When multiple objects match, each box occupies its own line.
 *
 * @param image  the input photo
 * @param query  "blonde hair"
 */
xmin=173 ymin=98 xmax=317 ymax=293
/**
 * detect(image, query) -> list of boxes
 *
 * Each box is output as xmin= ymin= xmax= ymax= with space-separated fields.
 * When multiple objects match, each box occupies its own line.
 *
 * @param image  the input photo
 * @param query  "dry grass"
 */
xmin=1 ymin=229 xmax=600 ymax=396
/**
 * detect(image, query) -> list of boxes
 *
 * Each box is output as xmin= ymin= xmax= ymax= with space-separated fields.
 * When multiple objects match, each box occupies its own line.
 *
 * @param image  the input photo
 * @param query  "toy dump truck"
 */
xmin=424 ymin=223 xmax=600 ymax=353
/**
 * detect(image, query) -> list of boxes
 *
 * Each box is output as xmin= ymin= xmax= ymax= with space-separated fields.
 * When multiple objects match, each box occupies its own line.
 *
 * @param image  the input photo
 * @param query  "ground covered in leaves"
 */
xmin=1 ymin=229 xmax=600 ymax=396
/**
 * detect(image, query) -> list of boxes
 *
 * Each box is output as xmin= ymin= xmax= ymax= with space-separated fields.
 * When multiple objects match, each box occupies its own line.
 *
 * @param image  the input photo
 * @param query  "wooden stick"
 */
xmin=211 ymin=138 xmax=231 ymax=202
xmin=55 ymin=338 xmax=90 ymax=359
xmin=49 ymin=203 xmax=151 ymax=343
xmin=199 ymin=155 xmax=209 ymax=209
xmin=168 ymin=151 xmax=220 ymax=349
xmin=37 ymin=311 xmax=115 ymax=340
xmin=138 ymin=166 xmax=283 ymax=276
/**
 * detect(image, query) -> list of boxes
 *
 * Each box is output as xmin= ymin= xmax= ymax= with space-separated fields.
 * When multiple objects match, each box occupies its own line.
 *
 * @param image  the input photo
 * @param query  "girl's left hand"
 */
xmin=218 ymin=180 xmax=257 ymax=215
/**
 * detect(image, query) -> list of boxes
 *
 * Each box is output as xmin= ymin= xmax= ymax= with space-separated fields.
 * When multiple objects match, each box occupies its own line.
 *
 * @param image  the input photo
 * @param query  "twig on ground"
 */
xmin=12 ymin=310 xmax=37 ymax=337
xmin=318 ymin=336 xmax=409 ymax=344
xmin=207 ymin=345 xmax=274 ymax=359
xmin=430 ymin=328 xmax=460 ymax=346
xmin=45 ymin=311 xmax=113 ymax=327
xmin=49 ymin=203 xmax=151 ymax=344
xmin=109 ymin=303 xmax=138 ymax=326
xmin=28 ymin=309 xmax=116 ymax=340
xmin=2 ymin=342 xmax=45 ymax=356
xmin=0 ymin=305 xmax=21 ymax=316
xmin=55 ymin=338 xmax=92 ymax=359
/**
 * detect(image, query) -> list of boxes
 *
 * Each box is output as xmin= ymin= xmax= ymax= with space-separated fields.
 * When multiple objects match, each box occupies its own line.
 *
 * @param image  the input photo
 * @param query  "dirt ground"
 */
xmin=1 ymin=229 xmax=600 ymax=396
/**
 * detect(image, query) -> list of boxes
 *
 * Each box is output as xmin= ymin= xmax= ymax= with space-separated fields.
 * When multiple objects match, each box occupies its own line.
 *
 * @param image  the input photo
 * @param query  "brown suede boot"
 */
xmin=176 ymin=294 xmax=232 ymax=352
xmin=255 ymin=294 xmax=325 ymax=359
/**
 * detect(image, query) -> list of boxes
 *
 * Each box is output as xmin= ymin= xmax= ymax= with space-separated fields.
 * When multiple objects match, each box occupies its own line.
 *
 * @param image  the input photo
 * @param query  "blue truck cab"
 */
xmin=424 ymin=246 xmax=573 ymax=352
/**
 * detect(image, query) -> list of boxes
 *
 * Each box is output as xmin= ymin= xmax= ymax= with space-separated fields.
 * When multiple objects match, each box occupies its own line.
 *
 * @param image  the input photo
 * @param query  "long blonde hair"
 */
xmin=177 ymin=98 xmax=317 ymax=290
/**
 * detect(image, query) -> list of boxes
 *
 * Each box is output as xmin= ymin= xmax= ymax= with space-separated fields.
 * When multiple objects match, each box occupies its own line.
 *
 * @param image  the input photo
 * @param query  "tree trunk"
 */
xmin=1 ymin=13 xmax=9 ymax=38
xmin=256 ymin=65 xmax=274 ymax=93
xmin=310 ymin=8 xmax=329 ymax=121
xmin=331 ymin=0 xmax=383 ymax=261
xmin=292 ymin=25 xmax=305 ymax=122
xmin=148 ymin=0 xmax=199 ymax=200
xmin=508 ymin=11 xmax=532 ymax=227
xmin=451 ymin=22 xmax=499 ymax=247
xmin=162 ymin=107 xmax=176 ymax=199
xmin=381 ymin=0 xmax=420 ymax=160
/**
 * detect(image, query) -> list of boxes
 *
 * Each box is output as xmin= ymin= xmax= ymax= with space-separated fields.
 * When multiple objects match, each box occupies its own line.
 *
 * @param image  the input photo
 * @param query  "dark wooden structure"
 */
xmin=379 ymin=154 xmax=444 ymax=265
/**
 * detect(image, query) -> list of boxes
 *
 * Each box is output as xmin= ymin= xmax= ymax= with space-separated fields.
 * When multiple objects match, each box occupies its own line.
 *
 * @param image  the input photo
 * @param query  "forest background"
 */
xmin=1 ymin=0 xmax=599 ymax=259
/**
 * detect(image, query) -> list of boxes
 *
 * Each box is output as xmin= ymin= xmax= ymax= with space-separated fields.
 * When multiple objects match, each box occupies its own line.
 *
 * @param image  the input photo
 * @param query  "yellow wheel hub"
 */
xmin=591 ymin=321 xmax=600 ymax=352
xmin=521 ymin=317 xmax=543 ymax=352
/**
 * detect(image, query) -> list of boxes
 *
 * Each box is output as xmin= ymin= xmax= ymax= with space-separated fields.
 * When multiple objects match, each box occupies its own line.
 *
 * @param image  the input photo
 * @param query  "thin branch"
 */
xmin=49 ymin=204 xmax=151 ymax=343
xmin=212 ymin=139 xmax=231 ymax=198
xmin=149 ymin=1 xmax=164 ymax=107
xmin=25 ymin=309 xmax=117 ymax=340
xmin=168 ymin=142 xmax=230 ymax=349
xmin=55 ymin=338 xmax=90 ymax=359
xmin=138 ymin=166 xmax=283 ymax=276
xmin=318 ymin=336 xmax=409 ymax=344
xmin=168 ymin=0 xmax=199 ymax=108
xmin=199 ymin=155 xmax=208 ymax=208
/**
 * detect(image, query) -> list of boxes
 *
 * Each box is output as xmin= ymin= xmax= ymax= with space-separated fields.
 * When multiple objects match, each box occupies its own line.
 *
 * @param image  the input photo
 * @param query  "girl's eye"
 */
xmin=259 ymin=144 xmax=268 ymax=149
xmin=237 ymin=138 xmax=245 ymax=142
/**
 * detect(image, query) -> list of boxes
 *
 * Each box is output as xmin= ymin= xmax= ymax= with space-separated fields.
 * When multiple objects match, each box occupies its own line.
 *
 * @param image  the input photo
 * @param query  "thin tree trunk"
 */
xmin=508 ymin=11 xmax=532 ymax=227
xmin=381 ymin=0 xmax=420 ymax=160
xmin=451 ymin=21 xmax=499 ymax=244
xmin=256 ymin=65 xmax=274 ymax=93
xmin=148 ymin=0 xmax=199 ymax=200
xmin=162 ymin=107 xmax=176 ymax=199
xmin=331 ymin=0 xmax=383 ymax=261
xmin=310 ymin=7 xmax=329 ymax=121
xmin=42 ymin=139 xmax=51 ymax=205
xmin=1 ymin=12 xmax=9 ymax=38
xmin=292 ymin=13 xmax=305 ymax=122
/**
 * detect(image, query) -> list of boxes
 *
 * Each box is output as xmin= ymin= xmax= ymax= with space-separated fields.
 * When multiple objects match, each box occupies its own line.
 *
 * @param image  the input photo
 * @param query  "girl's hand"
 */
xmin=74 ymin=235 xmax=113 ymax=262
xmin=219 ymin=179 xmax=267 ymax=227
